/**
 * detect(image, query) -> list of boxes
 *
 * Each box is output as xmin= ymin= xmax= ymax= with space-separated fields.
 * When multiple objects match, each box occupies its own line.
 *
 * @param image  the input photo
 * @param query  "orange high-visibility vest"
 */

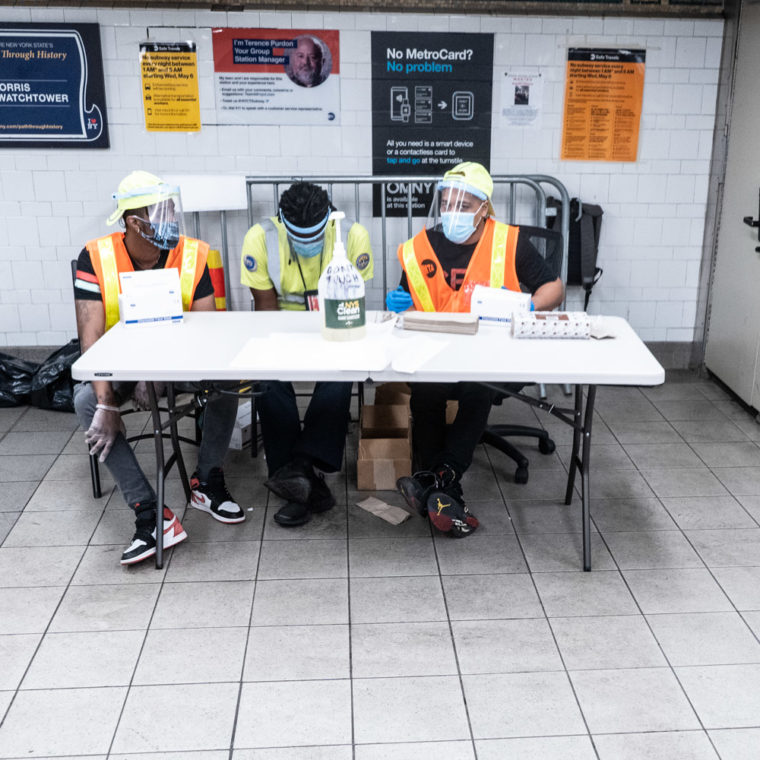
xmin=86 ymin=232 xmax=208 ymax=330
xmin=207 ymin=248 xmax=226 ymax=311
xmin=397 ymin=218 xmax=520 ymax=313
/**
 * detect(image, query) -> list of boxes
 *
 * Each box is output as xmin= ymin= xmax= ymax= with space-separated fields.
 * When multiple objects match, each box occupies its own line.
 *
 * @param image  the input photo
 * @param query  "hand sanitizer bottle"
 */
xmin=317 ymin=211 xmax=366 ymax=341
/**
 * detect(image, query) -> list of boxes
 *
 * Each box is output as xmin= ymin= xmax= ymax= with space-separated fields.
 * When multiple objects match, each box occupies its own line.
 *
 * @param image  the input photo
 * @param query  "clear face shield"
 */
xmin=123 ymin=185 xmax=185 ymax=251
xmin=427 ymin=180 xmax=488 ymax=245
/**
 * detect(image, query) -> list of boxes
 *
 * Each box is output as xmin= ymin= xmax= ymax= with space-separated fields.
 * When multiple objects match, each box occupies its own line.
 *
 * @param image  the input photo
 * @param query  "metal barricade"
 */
xmin=244 ymin=174 xmax=570 ymax=304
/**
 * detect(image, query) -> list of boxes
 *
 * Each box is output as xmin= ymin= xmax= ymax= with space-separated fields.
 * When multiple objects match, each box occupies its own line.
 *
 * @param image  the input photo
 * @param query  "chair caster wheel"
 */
xmin=539 ymin=438 xmax=555 ymax=455
xmin=514 ymin=466 xmax=529 ymax=484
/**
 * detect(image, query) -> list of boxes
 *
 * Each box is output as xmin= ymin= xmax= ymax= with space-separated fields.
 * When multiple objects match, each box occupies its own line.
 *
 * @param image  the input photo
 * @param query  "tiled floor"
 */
xmin=1 ymin=372 xmax=760 ymax=759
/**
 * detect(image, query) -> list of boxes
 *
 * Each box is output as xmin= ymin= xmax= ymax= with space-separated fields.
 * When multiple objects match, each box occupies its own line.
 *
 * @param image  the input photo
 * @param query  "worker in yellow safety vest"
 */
xmin=240 ymin=181 xmax=374 ymax=528
xmin=73 ymin=171 xmax=244 ymax=566
xmin=390 ymin=162 xmax=564 ymax=538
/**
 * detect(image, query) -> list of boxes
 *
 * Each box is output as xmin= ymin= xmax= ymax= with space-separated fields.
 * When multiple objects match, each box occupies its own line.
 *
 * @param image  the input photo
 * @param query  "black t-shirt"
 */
xmin=74 ymin=244 xmax=214 ymax=303
xmin=399 ymin=227 xmax=556 ymax=294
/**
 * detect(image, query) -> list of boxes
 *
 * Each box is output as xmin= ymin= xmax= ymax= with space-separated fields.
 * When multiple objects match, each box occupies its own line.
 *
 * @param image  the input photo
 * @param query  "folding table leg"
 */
xmin=147 ymin=382 xmax=166 ymax=569
xmin=580 ymin=385 xmax=596 ymax=571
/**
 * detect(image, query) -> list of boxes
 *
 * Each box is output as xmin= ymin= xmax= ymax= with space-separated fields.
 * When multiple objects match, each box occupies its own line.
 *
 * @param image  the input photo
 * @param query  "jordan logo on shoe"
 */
xmin=436 ymin=498 xmax=450 ymax=516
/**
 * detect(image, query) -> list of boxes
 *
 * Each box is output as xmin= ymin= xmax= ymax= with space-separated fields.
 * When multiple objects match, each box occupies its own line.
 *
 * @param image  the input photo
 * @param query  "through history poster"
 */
xmin=371 ymin=31 xmax=493 ymax=216
xmin=0 ymin=22 xmax=108 ymax=148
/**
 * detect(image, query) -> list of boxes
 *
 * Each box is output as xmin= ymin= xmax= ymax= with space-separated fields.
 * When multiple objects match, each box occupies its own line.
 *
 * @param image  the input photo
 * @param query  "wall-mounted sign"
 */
xmin=0 ymin=22 xmax=108 ymax=148
xmin=561 ymin=48 xmax=645 ymax=162
xmin=501 ymin=71 xmax=543 ymax=128
xmin=371 ymin=31 xmax=493 ymax=216
xmin=139 ymin=41 xmax=200 ymax=132
xmin=211 ymin=28 xmax=340 ymax=125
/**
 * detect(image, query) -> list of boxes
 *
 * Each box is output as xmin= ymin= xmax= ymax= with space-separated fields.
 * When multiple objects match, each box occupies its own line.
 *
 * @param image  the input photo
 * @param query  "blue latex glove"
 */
xmin=386 ymin=286 xmax=414 ymax=312
xmin=530 ymin=300 xmax=535 ymax=311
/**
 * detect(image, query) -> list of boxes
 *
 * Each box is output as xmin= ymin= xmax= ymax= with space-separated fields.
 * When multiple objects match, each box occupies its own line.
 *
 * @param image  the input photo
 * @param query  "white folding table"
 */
xmin=72 ymin=310 xmax=665 ymax=569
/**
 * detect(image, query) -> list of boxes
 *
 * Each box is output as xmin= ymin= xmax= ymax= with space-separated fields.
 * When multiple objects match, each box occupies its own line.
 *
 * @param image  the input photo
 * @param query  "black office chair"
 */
xmin=480 ymin=224 xmax=563 ymax=484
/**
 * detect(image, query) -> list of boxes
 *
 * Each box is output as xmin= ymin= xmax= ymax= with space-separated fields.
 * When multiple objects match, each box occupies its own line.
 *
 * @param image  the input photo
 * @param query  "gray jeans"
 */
xmin=73 ymin=381 xmax=238 ymax=509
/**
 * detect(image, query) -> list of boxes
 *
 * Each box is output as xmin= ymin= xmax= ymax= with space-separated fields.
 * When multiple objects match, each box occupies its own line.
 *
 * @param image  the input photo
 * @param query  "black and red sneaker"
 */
xmin=397 ymin=471 xmax=438 ymax=516
xmin=426 ymin=465 xmax=479 ymax=538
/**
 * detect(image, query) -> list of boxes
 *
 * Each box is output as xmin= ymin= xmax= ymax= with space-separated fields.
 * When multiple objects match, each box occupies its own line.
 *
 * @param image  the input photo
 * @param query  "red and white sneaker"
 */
xmin=190 ymin=467 xmax=245 ymax=524
xmin=120 ymin=507 xmax=187 ymax=566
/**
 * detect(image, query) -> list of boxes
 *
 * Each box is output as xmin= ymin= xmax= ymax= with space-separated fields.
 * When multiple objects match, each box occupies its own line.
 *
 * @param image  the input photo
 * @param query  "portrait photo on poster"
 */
xmin=284 ymin=34 xmax=332 ymax=88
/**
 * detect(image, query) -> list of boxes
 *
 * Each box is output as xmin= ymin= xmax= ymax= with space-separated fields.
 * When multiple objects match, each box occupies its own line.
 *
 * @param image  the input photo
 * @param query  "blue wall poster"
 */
xmin=371 ymin=31 xmax=493 ymax=217
xmin=0 ymin=22 xmax=109 ymax=148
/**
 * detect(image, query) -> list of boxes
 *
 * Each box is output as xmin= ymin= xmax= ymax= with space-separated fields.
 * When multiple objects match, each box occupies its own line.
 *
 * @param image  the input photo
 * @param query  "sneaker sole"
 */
xmin=190 ymin=492 xmax=246 ymax=524
xmin=397 ymin=477 xmax=427 ymax=516
xmin=120 ymin=522 xmax=188 ymax=566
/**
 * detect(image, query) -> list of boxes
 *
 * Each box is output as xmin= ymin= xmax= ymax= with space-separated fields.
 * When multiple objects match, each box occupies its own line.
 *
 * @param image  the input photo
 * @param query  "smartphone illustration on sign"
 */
xmin=390 ymin=87 xmax=411 ymax=123
xmin=452 ymin=91 xmax=474 ymax=121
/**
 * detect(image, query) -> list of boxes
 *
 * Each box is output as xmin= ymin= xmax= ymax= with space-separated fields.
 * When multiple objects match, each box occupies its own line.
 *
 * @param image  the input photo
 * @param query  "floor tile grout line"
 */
xmin=0 ymin=482 xmax=104 ymax=732
xmin=605 ymin=504 xmax=724 ymax=759
xmin=225 ymin=483 xmax=268 ymax=760
xmin=427 ymin=504 xmax=481 ymax=759
xmin=104 ymin=497 xmax=186 ymax=759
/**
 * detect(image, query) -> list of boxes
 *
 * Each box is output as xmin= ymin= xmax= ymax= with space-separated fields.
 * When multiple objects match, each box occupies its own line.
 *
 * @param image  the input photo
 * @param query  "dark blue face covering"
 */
xmin=149 ymin=220 xmax=180 ymax=250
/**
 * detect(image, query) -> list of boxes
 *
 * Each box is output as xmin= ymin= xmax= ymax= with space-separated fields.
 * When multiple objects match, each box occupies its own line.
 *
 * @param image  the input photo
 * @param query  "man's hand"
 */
xmin=85 ymin=405 xmax=125 ymax=462
xmin=133 ymin=381 xmax=166 ymax=411
xmin=386 ymin=286 xmax=414 ymax=313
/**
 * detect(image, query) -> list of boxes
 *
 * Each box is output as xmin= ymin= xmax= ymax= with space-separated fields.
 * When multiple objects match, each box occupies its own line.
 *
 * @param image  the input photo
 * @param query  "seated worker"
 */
xmin=388 ymin=162 xmax=563 ymax=538
xmin=73 ymin=171 xmax=243 ymax=566
xmin=240 ymin=181 xmax=373 ymax=527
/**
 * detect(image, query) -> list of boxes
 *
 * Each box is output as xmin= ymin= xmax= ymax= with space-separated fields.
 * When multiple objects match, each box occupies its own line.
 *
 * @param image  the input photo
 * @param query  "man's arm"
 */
xmin=531 ymin=277 xmax=564 ymax=311
xmin=249 ymin=287 xmax=279 ymax=311
xmin=75 ymin=298 xmax=117 ymax=406
xmin=190 ymin=293 xmax=216 ymax=312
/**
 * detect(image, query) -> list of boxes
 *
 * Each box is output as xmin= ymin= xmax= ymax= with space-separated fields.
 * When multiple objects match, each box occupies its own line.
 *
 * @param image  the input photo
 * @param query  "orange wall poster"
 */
xmin=561 ymin=48 xmax=645 ymax=162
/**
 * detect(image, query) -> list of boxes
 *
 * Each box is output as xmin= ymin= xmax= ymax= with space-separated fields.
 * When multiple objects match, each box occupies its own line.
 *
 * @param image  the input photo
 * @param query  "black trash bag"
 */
xmin=0 ymin=352 xmax=38 ymax=407
xmin=29 ymin=339 xmax=81 ymax=413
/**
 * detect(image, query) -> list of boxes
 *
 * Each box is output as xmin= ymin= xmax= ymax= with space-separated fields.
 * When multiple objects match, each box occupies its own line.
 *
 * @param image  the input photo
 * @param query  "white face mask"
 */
xmin=441 ymin=200 xmax=485 ymax=244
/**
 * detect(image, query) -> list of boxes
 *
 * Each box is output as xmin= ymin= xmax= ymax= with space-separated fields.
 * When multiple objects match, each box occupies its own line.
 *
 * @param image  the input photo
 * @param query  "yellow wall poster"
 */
xmin=140 ymin=41 xmax=200 ymax=132
xmin=561 ymin=48 xmax=645 ymax=162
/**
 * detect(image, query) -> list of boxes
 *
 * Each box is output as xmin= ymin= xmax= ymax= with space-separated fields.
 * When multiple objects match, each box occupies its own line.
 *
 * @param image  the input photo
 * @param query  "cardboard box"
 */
xmin=373 ymin=382 xmax=411 ymax=407
xmin=357 ymin=437 xmax=412 ymax=490
xmin=360 ymin=404 xmax=410 ymax=438
xmin=229 ymin=400 xmax=252 ymax=450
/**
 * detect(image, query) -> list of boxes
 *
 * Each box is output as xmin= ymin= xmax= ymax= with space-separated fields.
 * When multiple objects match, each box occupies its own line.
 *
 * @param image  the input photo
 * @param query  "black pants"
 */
xmin=255 ymin=380 xmax=352 ymax=476
xmin=409 ymin=382 xmax=500 ymax=476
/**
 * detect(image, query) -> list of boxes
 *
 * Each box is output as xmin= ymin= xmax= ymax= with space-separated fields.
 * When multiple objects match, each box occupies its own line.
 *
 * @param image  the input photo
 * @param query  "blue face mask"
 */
xmin=441 ymin=211 xmax=478 ymax=244
xmin=136 ymin=219 xmax=180 ymax=250
xmin=291 ymin=238 xmax=323 ymax=258
xmin=150 ymin=220 xmax=180 ymax=250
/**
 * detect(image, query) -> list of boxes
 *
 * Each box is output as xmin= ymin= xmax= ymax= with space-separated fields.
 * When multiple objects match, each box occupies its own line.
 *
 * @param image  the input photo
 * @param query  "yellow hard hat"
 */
xmin=441 ymin=162 xmax=495 ymax=216
xmin=106 ymin=170 xmax=177 ymax=225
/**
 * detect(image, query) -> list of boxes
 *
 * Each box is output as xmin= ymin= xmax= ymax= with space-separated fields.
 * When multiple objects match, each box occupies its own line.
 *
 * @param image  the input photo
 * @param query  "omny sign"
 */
xmin=0 ymin=22 xmax=109 ymax=148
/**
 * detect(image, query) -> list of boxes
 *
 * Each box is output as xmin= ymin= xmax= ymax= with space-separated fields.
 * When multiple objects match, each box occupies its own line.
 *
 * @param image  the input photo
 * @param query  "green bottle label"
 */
xmin=324 ymin=296 xmax=366 ymax=330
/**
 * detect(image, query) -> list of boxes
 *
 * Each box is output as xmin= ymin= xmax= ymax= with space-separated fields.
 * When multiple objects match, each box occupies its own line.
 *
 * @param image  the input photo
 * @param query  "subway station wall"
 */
xmin=0 ymin=6 xmax=722 ymax=346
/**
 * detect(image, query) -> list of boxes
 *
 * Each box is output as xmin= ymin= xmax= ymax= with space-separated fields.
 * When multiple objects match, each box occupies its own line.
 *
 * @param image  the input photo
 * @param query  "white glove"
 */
xmin=85 ymin=404 xmax=125 ymax=462
xmin=133 ymin=381 xmax=166 ymax=411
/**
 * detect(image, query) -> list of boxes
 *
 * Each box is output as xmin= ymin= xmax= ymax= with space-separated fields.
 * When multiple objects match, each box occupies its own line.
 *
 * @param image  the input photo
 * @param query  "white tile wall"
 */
xmin=0 ymin=8 xmax=723 ymax=345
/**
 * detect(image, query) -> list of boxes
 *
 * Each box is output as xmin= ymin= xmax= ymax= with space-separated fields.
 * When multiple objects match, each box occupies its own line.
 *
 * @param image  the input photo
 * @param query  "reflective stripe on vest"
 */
xmin=95 ymin=235 xmax=121 ymax=331
xmin=262 ymin=216 xmax=353 ymax=307
xmin=401 ymin=238 xmax=435 ymax=312
xmin=179 ymin=238 xmax=199 ymax=312
xmin=490 ymin=223 xmax=509 ymax=288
